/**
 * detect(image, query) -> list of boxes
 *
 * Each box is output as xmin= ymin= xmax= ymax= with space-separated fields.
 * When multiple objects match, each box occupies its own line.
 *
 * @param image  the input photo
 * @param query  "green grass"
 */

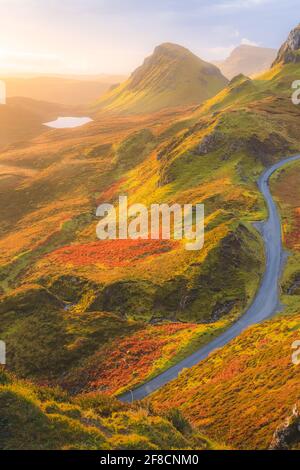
xmin=0 ymin=369 xmax=223 ymax=450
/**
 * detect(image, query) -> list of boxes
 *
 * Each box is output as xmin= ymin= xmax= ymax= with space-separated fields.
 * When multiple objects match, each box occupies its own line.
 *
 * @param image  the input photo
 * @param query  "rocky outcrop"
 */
xmin=211 ymin=300 xmax=236 ymax=322
xmin=196 ymin=128 xmax=289 ymax=165
xmin=47 ymin=275 xmax=97 ymax=303
xmin=245 ymin=132 xmax=290 ymax=166
xmin=197 ymin=130 xmax=225 ymax=156
xmin=284 ymin=272 xmax=300 ymax=295
xmin=270 ymin=405 xmax=300 ymax=450
xmin=272 ymin=24 xmax=300 ymax=66
xmin=89 ymin=280 xmax=156 ymax=319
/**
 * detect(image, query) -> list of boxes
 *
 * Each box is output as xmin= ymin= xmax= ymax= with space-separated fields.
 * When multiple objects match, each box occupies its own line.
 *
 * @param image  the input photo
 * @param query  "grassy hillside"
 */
xmin=0 ymin=369 xmax=222 ymax=450
xmin=0 ymin=97 xmax=74 ymax=146
xmin=95 ymin=43 xmax=228 ymax=113
xmin=149 ymin=312 xmax=300 ymax=450
xmin=60 ymin=320 xmax=229 ymax=396
xmin=149 ymin=133 xmax=300 ymax=451
xmin=1 ymin=59 xmax=300 ymax=391
xmin=271 ymin=158 xmax=300 ymax=315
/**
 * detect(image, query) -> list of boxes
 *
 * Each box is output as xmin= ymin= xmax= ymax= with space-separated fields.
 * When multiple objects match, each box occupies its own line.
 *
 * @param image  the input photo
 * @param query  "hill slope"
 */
xmin=149 ymin=312 xmax=300 ymax=449
xmin=0 ymin=369 xmax=222 ymax=450
xmin=95 ymin=43 xmax=228 ymax=113
xmin=0 ymin=97 xmax=73 ymax=146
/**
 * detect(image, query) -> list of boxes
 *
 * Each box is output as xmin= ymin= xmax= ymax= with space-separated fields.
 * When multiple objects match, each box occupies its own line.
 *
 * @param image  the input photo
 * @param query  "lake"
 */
xmin=44 ymin=116 xmax=93 ymax=129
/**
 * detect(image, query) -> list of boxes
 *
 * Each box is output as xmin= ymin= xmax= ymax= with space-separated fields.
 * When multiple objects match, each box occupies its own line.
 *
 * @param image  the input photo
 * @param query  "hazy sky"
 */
xmin=0 ymin=0 xmax=299 ymax=75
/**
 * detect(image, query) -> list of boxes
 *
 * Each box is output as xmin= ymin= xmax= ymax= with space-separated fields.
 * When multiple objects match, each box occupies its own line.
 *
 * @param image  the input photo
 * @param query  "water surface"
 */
xmin=44 ymin=116 xmax=93 ymax=129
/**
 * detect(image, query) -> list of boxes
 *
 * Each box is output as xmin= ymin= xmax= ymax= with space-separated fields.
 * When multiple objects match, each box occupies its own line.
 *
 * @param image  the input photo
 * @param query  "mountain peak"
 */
xmin=215 ymin=44 xmax=276 ymax=79
xmin=273 ymin=23 xmax=300 ymax=66
xmin=153 ymin=42 xmax=193 ymax=56
xmin=230 ymin=44 xmax=273 ymax=54
xmin=96 ymin=43 xmax=228 ymax=114
xmin=133 ymin=43 xmax=198 ymax=79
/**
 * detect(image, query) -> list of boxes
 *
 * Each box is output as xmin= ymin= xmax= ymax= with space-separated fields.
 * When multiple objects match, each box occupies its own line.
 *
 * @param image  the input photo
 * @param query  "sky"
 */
xmin=0 ymin=0 xmax=299 ymax=75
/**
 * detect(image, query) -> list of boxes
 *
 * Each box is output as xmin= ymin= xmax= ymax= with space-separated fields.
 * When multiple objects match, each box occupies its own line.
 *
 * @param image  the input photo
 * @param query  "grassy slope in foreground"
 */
xmin=149 ymin=312 xmax=300 ymax=450
xmin=0 ymin=369 xmax=223 ymax=450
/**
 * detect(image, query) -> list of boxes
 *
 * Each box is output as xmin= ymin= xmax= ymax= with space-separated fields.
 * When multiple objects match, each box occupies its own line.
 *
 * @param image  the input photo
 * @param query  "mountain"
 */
xmin=4 ymin=75 xmax=127 ymax=106
xmin=216 ymin=45 xmax=277 ymax=79
xmin=272 ymin=23 xmax=300 ymax=66
xmin=95 ymin=43 xmax=228 ymax=113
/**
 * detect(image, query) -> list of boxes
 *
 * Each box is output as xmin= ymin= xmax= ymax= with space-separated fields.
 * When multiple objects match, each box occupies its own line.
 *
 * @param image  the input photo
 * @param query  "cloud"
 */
xmin=0 ymin=50 xmax=61 ymax=65
xmin=215 ymin=0 xmax=271 ymax=10
xmin=231 ymin=29 xmax=240 ymax=38
xmin=0 ymin=50 xmax=64 ymax=73
xmin=241 ymin=37 xmax=259 ymax=46
xmin=202 ymin=36 xmax=261 ymax=61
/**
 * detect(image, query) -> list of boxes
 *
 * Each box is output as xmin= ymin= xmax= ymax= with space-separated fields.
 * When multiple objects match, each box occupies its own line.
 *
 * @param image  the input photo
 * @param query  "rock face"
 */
xmin=273 ymin=24 xmax=300 ymax=66
xmin=270 ymin=405 xmax=300 ymax=450
xmin=197 ymin=130 xmax=225 ymax=155
xmin=196 ymin=129 xmax=289 ymax=166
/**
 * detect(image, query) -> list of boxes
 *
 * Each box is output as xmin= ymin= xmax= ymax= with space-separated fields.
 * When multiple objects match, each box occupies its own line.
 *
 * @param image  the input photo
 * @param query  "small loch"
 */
xmin=44 ymin=116 xmax=93 ymax=129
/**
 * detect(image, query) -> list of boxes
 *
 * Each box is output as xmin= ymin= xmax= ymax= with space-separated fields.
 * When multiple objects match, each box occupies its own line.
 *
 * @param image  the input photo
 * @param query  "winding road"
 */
xmin=119 ymin=154 xmax=300 ymax=402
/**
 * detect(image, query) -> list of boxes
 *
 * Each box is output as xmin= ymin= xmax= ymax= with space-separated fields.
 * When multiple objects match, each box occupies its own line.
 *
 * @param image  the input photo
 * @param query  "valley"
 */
xmin=0 ymin=17 xmax=300 ymax=451
xmin=119 ymin=154 xmax=300 ymax=401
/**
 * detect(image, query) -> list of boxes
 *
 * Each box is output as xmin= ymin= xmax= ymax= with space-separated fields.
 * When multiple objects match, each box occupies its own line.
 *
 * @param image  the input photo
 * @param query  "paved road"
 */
xmin=119 ymin=154 xmax=300 ymax=402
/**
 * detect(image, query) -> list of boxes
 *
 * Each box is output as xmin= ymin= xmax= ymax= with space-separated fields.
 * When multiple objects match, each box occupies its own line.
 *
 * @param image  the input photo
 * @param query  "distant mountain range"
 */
xmin=95 ymin=43 xmax=228 ymax=113
xmin=3 ymin=75 xmax=127 ymax=106
xmin=2 ymin=44 xmax=279 ymax=110
xmin=215 ymin=44 xmax=277 ymax=79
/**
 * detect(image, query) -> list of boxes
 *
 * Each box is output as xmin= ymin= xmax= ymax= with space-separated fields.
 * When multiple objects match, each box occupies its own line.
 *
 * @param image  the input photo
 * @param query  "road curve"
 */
xmin=119 ymin=154 xmax=300 ymax=402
